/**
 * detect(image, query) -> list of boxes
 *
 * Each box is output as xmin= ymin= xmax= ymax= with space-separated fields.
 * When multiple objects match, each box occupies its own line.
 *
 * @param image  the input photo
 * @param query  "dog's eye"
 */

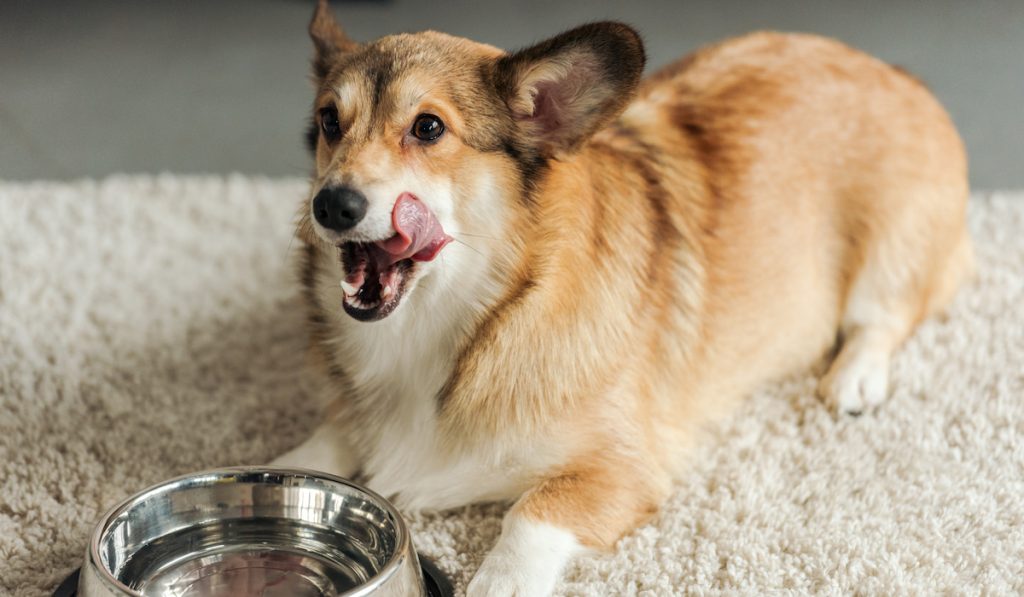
xmin=320 ymin=107 xmax=342 ymax=142
xmin=412 ymin=114 xmax=445 ymax=142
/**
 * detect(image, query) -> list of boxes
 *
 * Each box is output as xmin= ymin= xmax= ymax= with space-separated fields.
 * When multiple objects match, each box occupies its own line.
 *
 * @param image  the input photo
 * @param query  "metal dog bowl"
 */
xmin=61 ymin=467 xmax=452 ymax=597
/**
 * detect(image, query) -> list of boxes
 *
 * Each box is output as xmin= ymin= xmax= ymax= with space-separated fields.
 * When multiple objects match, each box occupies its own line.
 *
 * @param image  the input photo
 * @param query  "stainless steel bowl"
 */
xmin=75 ymin=468 xmax=433 ymax=597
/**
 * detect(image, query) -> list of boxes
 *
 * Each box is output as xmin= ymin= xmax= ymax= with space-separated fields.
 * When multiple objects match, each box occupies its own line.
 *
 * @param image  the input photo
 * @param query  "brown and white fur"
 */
xmin=273 ymin=2 xmax=972 ymax=594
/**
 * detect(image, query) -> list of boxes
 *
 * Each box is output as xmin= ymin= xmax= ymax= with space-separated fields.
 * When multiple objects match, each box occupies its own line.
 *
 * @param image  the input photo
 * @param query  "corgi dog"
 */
xmin=273 ymin=1 xmax=971 ymax=594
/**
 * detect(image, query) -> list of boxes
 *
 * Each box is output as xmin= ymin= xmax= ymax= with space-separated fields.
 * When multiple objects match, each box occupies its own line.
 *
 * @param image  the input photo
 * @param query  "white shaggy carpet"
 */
xmin=1 ymin=176 xmax=1022 ymax=596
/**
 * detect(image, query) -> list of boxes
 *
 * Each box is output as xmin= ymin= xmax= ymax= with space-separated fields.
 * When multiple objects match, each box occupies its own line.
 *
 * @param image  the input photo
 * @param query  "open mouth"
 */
xmin=338 ymin=193 xmax=452 ymax=322
xmin=339 ymin=243 xmax=414 ymax=320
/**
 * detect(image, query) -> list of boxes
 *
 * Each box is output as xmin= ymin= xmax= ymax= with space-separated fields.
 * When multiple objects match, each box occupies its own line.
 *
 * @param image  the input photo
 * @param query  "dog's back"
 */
xmin=603 ymin=31 xmax=971 ymax=422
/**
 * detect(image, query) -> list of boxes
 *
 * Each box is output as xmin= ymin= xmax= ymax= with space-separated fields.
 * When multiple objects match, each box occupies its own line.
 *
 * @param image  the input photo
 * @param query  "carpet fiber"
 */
xmin=1 ymin=176 xmax=1022 ymax=596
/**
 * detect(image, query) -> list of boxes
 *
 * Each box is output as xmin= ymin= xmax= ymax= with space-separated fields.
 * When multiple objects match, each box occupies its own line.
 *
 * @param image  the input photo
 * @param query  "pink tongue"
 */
xmin=375 ymin=192 xmax=452 ymax=262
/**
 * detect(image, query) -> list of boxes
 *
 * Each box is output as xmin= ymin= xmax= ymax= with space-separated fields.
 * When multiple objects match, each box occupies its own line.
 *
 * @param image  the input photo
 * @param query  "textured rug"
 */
xmin=1 ymin=176 xmax=1022 ymax=596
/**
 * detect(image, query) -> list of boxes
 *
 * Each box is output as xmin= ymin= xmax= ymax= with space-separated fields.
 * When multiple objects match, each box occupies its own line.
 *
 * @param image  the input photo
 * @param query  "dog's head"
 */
xmin=303 ymin=0 xmax=644 ymax=321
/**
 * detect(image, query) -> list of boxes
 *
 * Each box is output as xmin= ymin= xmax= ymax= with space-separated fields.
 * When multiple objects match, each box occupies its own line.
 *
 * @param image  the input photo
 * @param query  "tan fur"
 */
xmin=481 ymin=32 xmax=972 ymax=545
xmin=290 ymin=5 xmax=970 ymax=585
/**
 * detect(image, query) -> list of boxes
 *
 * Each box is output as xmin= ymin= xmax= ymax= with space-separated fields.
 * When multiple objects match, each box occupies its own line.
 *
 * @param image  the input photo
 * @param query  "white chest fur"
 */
xmin=312 ymin=245 xmax=551 ymax=511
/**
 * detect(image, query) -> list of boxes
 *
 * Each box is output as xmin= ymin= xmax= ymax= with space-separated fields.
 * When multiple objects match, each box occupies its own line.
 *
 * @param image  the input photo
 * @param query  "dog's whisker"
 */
xmin=285 ymin=211 xmax=312 ymax=261
xmin=284 ymin=225 xmax=301 ymax=261
xmin=455 ymin=232 xmax=501 ymax=242
xmin=453 ymin=237 xmax=485 ymax=258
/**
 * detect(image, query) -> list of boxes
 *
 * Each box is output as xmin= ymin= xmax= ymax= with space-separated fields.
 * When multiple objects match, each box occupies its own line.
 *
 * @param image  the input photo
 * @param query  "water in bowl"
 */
xmin=114 ymin=517 xmax=382 ymax=597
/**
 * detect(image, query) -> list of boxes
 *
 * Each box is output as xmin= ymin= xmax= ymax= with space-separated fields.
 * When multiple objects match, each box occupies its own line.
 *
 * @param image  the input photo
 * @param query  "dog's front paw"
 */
xmin=465 ymin=517 xmax=579 ymax=597
xmin=267 ymin=424 xmax=360 ymax=478
xmin=465 ymin=555 xmax=557 ymax=597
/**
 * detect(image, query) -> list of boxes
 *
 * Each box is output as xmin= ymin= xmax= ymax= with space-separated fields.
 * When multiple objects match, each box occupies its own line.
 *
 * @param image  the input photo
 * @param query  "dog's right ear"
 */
xmin=310 ymin=0 xmax=359 ymax=80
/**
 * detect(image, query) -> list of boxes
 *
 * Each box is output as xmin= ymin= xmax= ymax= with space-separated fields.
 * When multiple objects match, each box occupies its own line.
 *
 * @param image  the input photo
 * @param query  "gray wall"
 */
xmin=1 ymin=0 xmax=1020 ymax=188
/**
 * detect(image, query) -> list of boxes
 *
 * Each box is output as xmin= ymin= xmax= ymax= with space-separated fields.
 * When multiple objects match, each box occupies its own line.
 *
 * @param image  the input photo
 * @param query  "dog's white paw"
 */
xmin=466 ymin=557 xmax=556 ymax=597
xmin=465 ymin=518 xmax=579 ymax=597
xmin=268 ymin=423 xmax=359 ymax=478
xmin=819 ymin=349 xmax=890 ymax=416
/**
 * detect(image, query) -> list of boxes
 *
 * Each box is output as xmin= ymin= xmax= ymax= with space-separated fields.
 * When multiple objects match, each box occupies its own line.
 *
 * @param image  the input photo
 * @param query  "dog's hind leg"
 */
xmin=819 ymin=197 xmax=972 ymax=416
xmin=819 ymin=314 xmax=908 ymax=416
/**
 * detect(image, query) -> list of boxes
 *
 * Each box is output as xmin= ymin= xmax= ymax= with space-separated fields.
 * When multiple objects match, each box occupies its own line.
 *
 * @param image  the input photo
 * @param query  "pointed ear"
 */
xmin=494 ymin=22 xmax=645 ymax=157
xmin=310 ymin=0 xmax=359 ymax=80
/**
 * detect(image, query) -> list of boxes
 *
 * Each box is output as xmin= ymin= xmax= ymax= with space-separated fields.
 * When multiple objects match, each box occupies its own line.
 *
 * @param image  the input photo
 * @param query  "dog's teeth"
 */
xmin=354 ymin=297 xmax=377 ymax=310
xmin=343 ymin=291 xmax=382 ymax=311
xmin=340 ymin=280 xmax=357 ymax=296
xmin=380 ymin=284 xmax=394 ymax=300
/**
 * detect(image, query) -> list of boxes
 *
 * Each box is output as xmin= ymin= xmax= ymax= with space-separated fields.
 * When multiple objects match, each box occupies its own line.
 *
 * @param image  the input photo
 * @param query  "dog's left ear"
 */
xmin=494 ymin=22 xmax=645 ymax=157
xmin=310 ymin=0 xmax=359 ymax=80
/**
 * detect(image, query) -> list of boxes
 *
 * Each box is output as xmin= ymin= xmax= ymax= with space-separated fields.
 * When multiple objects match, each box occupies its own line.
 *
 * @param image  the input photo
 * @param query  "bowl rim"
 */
xmin=85 ymin=466 xmax=416 ymax=597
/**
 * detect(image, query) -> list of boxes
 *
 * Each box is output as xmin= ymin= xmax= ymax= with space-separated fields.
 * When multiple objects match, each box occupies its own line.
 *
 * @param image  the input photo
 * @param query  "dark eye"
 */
xmin=320 ymin=107 xmax=341 ymax=142
xmin=412 ymin=114 xmax=444 ymax=142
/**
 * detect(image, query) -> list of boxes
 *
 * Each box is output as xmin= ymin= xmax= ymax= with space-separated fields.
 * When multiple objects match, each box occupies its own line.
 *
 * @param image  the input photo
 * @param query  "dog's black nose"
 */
xmin=312 ymin=186 xmax=368 ymax=231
